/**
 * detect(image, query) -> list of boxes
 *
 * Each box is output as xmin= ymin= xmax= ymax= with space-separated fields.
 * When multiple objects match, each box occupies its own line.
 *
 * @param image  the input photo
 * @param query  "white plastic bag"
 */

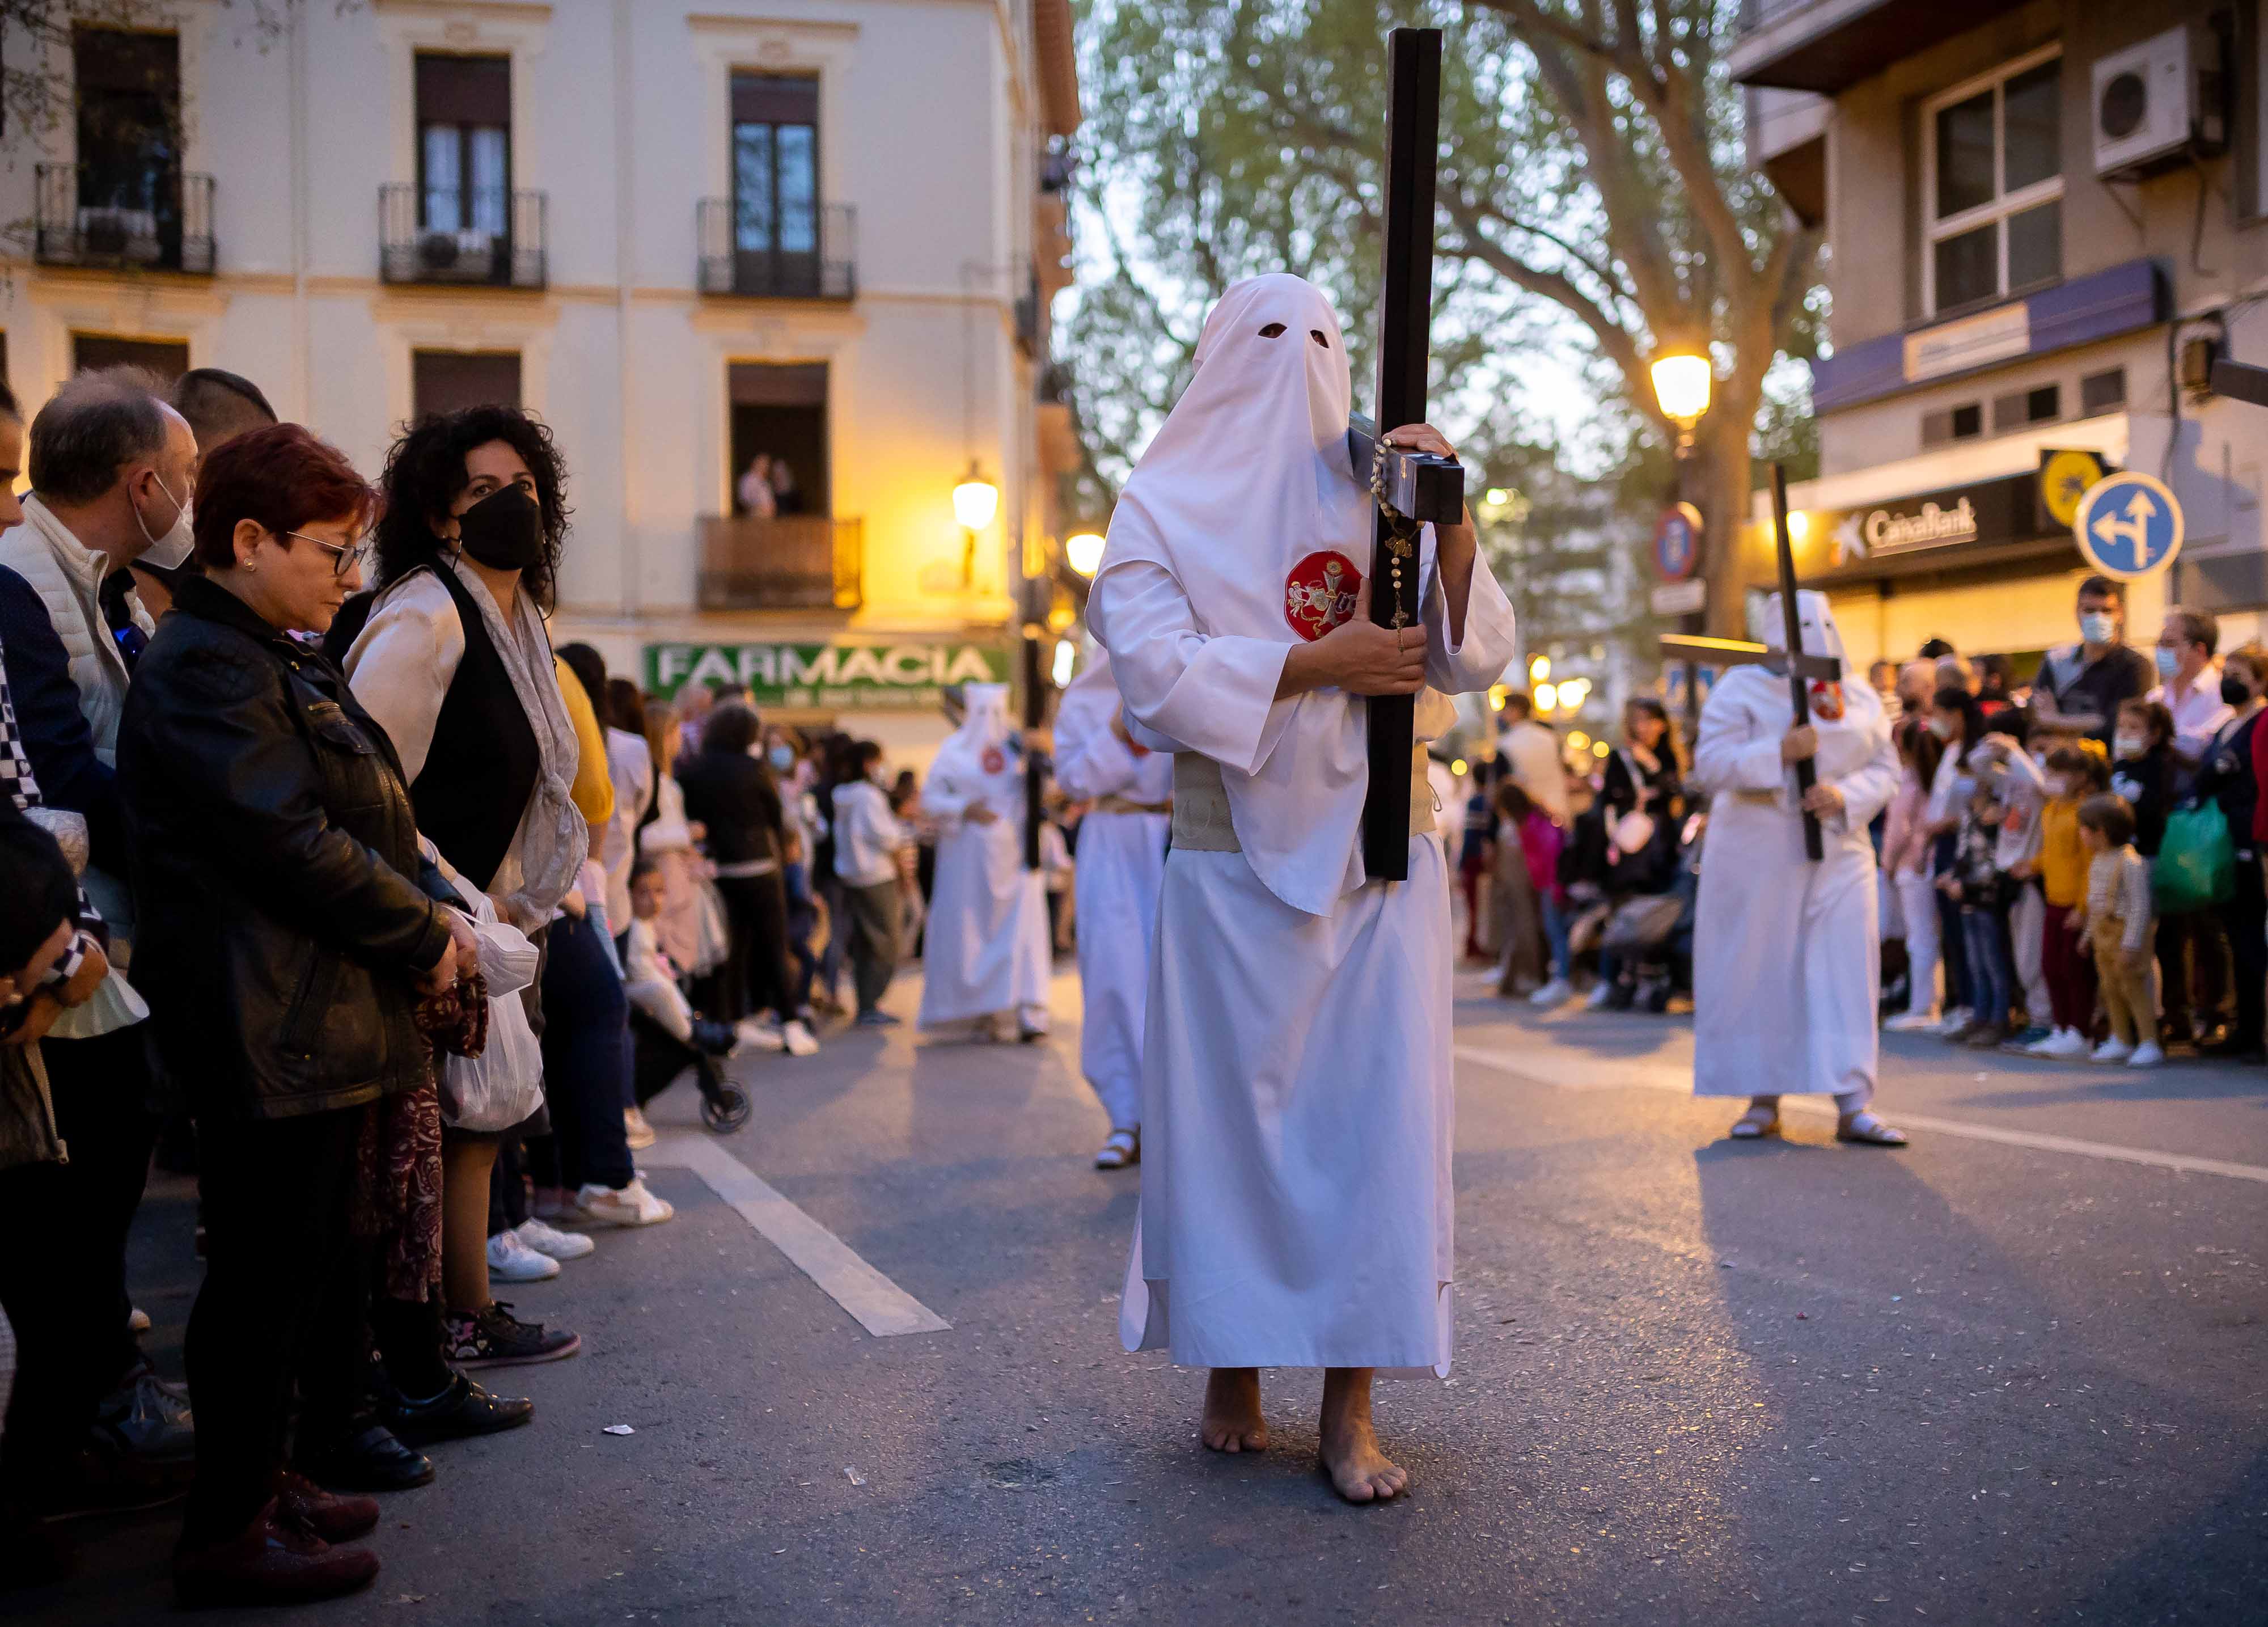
xmin=440 ymin=879 xmax=545 ymax=1132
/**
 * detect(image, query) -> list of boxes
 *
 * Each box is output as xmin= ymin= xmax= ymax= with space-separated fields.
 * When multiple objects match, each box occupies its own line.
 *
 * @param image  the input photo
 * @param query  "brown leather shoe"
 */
xmin=174 ymin=1497 xmax=379 ymax=1608
xmin=274 ymin=1471 xmax=380 ymax=1543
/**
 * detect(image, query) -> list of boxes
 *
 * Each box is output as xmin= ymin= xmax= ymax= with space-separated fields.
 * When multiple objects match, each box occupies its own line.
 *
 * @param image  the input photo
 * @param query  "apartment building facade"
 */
xmin=1736 ymin=0 xmax=2265 ymax=668
xmin=0 ymin=0 xmax=1082 ymax=762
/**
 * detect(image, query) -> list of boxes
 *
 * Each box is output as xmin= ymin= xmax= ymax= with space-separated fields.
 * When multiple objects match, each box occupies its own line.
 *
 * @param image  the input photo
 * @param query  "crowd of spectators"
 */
xmin=0 ymin=368 xmax=930 ymax=1605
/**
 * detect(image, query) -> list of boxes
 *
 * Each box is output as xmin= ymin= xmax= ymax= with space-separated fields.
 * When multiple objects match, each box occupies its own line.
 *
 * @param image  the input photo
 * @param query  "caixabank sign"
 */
xmin=644 ymin=639 xmax=1010 ymax=711
xmin=1797 ymin=453 xmax=2105 ymax=584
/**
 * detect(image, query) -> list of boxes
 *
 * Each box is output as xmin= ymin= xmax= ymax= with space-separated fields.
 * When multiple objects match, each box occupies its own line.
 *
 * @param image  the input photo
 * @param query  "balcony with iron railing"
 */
xmin=697 ymin=514 xmax=862 ymax=612
xmin=380 ymin=183 xmax=547 ymax=289
xmin=36 ymin=163 xmax=214 ymax=274
xmin=697 ymin=200 xmax=856 ymax=301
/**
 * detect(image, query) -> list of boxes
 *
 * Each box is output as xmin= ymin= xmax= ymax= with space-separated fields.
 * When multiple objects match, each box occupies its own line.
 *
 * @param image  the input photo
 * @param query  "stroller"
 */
xmin=630 ymin=1007 xmax=751 ymax=1135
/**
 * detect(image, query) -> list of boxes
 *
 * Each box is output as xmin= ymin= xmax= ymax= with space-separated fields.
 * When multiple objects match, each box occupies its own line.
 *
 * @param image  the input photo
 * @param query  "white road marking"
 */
xmin=645 ymin=1135 xmax=953 ymax=1336
xmin=1452 ymin=1044 xmax=2268 ymax=1186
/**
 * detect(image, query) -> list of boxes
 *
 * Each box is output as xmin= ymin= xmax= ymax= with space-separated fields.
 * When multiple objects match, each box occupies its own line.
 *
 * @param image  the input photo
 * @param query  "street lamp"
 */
xmin=1649 ymin=350 xmax=1712 ymax=448
xmin=953 ymin=462 xmax=999 ymax=589
xmin=1064 ymin=530 xmax=1106 ymax=577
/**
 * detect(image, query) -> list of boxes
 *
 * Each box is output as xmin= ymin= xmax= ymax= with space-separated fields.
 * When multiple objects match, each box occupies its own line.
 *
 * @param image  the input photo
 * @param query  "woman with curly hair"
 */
xmin=329 ymin=405 xmax=598 ymax=1391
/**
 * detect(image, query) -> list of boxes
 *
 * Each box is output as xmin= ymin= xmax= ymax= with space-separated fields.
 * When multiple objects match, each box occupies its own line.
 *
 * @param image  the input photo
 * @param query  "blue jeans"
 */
xmin=530 ymin=912 xmax=636 ymax=1193
xmin=1960 ymin=906 xmax=2012 ymax=1030
xmin=1540 ymin=893 xmax=1572 ymax=981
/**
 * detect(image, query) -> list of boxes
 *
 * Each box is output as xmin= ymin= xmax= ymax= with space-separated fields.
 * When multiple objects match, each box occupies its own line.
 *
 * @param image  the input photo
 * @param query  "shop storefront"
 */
xmin=1758 ymin=438 xmax=2164 ymax=677
xmin=642 ymin=636 xmax=1013 ymax=768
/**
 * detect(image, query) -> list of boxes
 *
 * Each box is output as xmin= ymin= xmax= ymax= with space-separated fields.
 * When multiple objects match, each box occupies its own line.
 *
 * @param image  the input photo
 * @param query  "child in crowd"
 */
xmin=1940 ymin=772 xmax=2017 ymax=1046
xmin=1883 ymin=711 xmax=1947 ymax=1029
xmin=2110 ymin=698 xmax=2177 ymax=859
xmin=1493 ymin=783 xmax=1572 ymax=1006
xmin=2024 ymin=742 xmax=2110 ymax=1057
xmin=1975 ymin=713 xmax=2058 ymax=1050
xmin=620 ymin=859 xmax=749 ymax=1133
xmin=2072 ymin=793 xmax=2160 ymax=1067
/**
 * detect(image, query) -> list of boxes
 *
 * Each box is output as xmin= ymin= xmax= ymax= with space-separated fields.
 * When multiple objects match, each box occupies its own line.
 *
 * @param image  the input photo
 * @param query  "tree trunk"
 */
xmin=1697 ymin=412 xmax=1757 ymax=641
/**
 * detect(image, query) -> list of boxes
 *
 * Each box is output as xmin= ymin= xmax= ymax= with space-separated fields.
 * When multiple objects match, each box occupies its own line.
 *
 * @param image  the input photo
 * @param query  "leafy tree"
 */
xmin=1065 ymin=0 xmax=1823 ymax=635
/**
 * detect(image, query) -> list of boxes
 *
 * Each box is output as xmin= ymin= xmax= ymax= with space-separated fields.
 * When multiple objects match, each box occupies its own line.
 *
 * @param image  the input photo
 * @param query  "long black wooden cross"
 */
xmin=1357 ymin=25 xmax=1455 ymax=881
xmin=1770 ymin=460 xmax=1835 ymax=862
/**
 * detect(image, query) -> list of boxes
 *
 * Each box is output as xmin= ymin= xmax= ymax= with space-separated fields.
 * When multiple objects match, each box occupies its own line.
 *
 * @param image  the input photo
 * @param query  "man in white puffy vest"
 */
xmin=0 ymin=365 xmax=200 ymax=1512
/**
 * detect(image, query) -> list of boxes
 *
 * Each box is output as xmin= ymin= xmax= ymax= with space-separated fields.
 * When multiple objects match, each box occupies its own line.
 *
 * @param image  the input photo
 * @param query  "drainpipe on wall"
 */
xmin=289 ymin=2 xmax=310 ymax=420
xmin=613 ymin=0 xmax=640 ymax=620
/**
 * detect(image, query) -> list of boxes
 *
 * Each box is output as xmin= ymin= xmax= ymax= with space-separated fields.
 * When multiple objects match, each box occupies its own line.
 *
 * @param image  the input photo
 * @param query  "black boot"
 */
xmin=293 ymin=1421 xmax=434 ymax=1493
xmin=385 ymin=1372 xmax=534 ymax=1446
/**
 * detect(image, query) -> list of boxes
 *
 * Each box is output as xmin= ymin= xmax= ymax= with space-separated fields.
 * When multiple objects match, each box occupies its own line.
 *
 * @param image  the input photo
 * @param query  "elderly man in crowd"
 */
xmin=2150 ymin=609 xmax=2231 ymax=772
xmin=0 ymin=366 xmax=200 ymax=1512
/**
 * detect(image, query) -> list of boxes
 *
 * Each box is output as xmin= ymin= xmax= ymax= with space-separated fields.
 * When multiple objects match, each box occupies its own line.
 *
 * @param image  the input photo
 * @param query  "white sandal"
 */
xmin=1729 ymin=1105 xmax=1781 ymax=1140
xmin=1837 ymin=1109 xmax=1909 ymax=1147
xmin=1094 ymin=1128 xmax=1139 ymax=1169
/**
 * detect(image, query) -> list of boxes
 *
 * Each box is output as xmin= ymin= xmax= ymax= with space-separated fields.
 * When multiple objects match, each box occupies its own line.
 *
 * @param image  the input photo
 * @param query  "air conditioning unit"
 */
xmin=2093 ymin=24 xmax=2227 ymax=180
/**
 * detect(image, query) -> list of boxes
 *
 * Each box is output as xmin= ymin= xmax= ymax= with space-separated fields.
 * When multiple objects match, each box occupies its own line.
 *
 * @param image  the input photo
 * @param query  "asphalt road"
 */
xmin=22 ymin=965 xmax=2267 ymax=1626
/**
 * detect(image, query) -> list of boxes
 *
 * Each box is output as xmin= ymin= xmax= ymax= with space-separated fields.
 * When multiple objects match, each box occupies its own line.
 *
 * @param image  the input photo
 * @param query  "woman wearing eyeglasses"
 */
xmin=117 ymin=424 xmax=483 ymax=1604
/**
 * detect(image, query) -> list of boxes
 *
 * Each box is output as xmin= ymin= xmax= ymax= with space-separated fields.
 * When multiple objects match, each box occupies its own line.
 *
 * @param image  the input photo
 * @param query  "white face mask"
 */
xmin=2080 ymin=610 xmax=2117 ymax=645
xmin=2043 ymin=775 xmax=2069 ymax=798
xmin=2114 ymin=733 xmax=2146 ymax=758
xmin=1927 ymin=716 xmax=1956 ymax=741
xmin=135 ymin=470 xmax=194 ymax=570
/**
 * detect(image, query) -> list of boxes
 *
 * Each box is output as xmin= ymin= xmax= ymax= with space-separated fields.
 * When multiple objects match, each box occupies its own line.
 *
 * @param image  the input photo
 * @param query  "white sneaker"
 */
xmin=1884 ymin=1009 xmax=1943 ymax=1032
xmin=2126 ymin=1041 xmax=2164 ymax=1068
xmin=576 ymin=1178 xmax=675 ymax=1227
xmin=1932 ymin=1007 xmax=1973 ymax=1037
xmin=1528 ymin=978 xmax=1572 ymax=1008
xmin=515 ymin=1215 xmax=596 ymax=1261
xmin=736 ymin=1015 xmax=787 ymax=1051
xmin=486 ymin=1228 xmax=561 ymax=1281
xmin=1585 ymin=981 xmax=1615 ymax=1009
xmin=2032 ymin=1026 xmax=2089 ymax=1059
xmin=781 ymin=1018 xmax=819 ymax=1057
xmin=623 ymin=1105 xmax=657 ymax=1149
xmin=2089 ymin=1038 xmax=2134 ymax=1064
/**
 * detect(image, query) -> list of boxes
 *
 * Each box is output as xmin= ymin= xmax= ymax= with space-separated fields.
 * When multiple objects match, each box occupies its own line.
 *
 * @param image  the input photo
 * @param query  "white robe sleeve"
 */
xmin=342 ymin=576 xmax=464 ymax=786
xmin=1689 ymin=681 xmax=1789 ymax=796
xmin=1054 ymin=718 xmax=1143 ymax=801
xmin=1827 ymin=728 xmax=1901 ymax=831
xmin=1090 ymin=556 xmax=1294 ymax=774
xmin=921 ymin=767 xmax=975 ymax=824
xmin=1420 ymin=534 xmax=1520 ymax=695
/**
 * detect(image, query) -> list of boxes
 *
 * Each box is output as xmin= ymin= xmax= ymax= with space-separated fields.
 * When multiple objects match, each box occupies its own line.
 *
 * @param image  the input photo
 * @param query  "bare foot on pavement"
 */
xmin=1201 ymin=1367 xmax=1267 ymax=1453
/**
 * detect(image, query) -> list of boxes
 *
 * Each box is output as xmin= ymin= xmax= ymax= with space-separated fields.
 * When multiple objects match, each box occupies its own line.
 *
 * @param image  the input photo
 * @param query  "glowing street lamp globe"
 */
xmin=1064 ymin=531 xmax=1106 ymax=576
xmin=1649 ymin=351 xmax=1712 ymax=429
xmin=951 ymin=468 xmax=1000 ymax=531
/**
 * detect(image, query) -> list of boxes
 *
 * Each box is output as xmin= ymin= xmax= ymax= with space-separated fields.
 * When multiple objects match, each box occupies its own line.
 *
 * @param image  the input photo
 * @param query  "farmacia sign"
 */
xmin=644 ymin=640 xmax=1009 ymax=711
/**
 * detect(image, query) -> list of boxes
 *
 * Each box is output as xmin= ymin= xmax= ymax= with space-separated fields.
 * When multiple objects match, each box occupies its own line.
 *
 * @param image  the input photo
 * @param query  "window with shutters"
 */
xmin=1922 ymin=47 xmax=2063 ymax=316
xmin=416 ymin=54 xmax=510 ymax=238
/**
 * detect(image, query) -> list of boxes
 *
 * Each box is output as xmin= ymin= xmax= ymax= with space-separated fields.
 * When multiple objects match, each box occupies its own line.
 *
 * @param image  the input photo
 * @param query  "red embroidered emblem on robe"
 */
xmin=1283 ymin=550 xmax=1364 ymax=641
xmin=1808 ymin=679 xmax=1846 ymax=722
xmin=981 ymin=746 xmax=1007 ymax=775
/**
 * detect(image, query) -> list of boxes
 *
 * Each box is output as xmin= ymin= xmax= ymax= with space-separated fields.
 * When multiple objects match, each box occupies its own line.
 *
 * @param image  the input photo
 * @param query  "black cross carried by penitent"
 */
xmin=1770 ymin=460 xmax=1840 ymax=863
xmin=1353 ymin=25 xmax=1467 ymax=881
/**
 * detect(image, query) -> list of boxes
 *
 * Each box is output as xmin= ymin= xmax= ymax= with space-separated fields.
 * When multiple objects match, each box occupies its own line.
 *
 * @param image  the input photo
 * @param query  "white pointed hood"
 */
xmin=1090 ymin=272 xmax=1391 ymax=913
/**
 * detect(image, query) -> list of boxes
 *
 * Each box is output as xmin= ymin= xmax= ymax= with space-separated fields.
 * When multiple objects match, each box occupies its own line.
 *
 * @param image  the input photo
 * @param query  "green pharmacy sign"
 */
xmin=644 ymin=640 xmax=1010 ymax=712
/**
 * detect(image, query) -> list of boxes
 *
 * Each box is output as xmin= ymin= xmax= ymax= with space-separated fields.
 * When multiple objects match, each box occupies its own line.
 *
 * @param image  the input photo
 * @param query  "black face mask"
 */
xmin=454 ymin=484 xmax=545 ymax=572
xmin=2224 ymin=673 xmax=2253 ymax=707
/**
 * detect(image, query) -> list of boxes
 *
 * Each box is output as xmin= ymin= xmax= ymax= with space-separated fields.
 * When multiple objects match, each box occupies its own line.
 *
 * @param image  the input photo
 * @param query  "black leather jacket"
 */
xmin=119 ymin=577 xmax=451 ymax=1120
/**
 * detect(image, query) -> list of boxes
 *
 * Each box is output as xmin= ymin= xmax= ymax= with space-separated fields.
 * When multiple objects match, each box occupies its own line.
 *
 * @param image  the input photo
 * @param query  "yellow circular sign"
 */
xmin=2041 ymin=449 xmax=2106 ymax=529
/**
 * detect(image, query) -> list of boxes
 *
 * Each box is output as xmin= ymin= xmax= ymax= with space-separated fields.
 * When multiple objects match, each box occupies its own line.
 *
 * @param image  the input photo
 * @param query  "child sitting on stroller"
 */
xmin=622 ymin=858 xmax=751 ymax=1133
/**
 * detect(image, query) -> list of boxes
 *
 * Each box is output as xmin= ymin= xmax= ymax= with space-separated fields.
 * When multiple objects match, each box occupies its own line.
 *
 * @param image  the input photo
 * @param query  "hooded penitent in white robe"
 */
xmin=1689 ymin=593 xmax=1900 ymax=1102
xmin=1052 ymin=649 xmax=1173 ymax=1134
xmin=1091 ymin=272 xmax=1520 ymax=1375
xmin=916 ymin=683 xmax=1053 ymax=1032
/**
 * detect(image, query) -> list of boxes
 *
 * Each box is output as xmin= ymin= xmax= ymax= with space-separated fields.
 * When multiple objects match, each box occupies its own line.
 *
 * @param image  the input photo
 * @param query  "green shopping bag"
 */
xmin=2154 ymin=802 xmax=2236 ymax=914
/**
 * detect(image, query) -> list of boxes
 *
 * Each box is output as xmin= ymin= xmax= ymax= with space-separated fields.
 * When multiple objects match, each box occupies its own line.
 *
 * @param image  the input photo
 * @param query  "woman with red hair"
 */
xmin=118 ymin=424 xmax=479 ymax=1606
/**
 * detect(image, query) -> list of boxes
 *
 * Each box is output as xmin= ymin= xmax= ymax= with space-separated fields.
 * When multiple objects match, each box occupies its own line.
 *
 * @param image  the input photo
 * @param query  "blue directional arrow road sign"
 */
xmin=2072 ymin=471 xmax=2184 ymax=580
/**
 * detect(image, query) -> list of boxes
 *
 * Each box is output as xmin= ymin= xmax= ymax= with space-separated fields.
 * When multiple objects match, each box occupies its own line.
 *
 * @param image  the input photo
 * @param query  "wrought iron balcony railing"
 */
xmin=36 ymin=163 xmax=214 ymax=274
xmin=697 ymin=515 xmax=862 ymax=612
xmin=380 ymin=183 xmax=547 ymax=289
xmin=697 ymin=199 xmax=856 ymax=301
